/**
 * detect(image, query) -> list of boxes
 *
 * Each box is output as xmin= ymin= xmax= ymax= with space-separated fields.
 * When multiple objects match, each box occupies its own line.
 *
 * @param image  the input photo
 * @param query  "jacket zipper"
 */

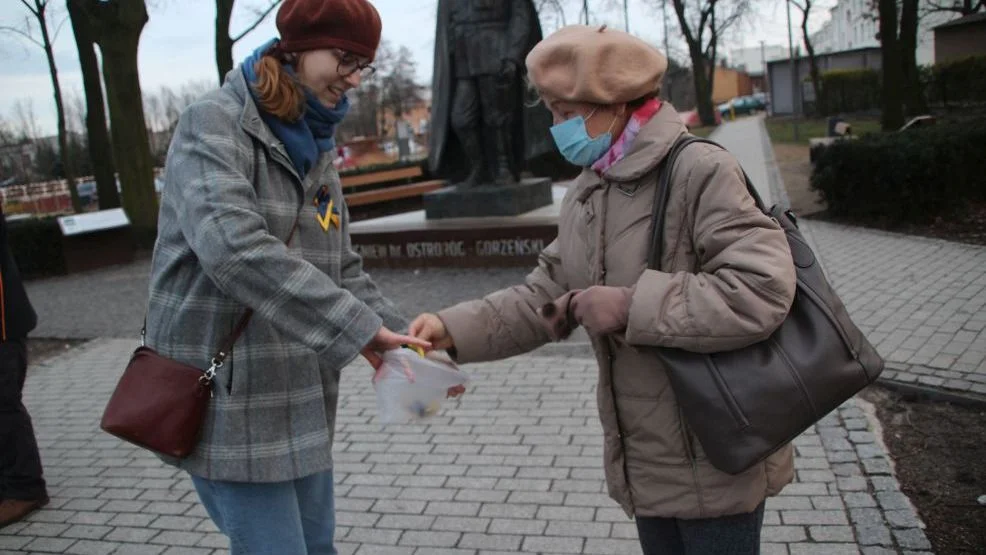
xmin=678 ymin=405 xmax=707 ymax=515
xmin=598 ymin=183 xmax=635 ymax=513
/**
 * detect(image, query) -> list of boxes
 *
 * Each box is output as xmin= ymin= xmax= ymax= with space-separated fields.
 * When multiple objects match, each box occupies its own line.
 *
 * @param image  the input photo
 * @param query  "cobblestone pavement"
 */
xmin=713 ymin=117 xmax=986 ymax=398
xmin=24 ymin=259 xmax=529 ymax=340
xmin=1 ymin=339 xmax=930 ymax=554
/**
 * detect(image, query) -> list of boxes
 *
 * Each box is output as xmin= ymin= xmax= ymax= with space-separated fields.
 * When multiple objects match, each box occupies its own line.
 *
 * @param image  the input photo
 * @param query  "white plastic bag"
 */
xmin=373 ymin=348 xmax=469 ymax=424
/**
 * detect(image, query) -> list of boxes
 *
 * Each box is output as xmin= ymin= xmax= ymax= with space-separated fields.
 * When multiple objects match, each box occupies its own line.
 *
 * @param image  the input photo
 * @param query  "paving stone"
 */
xmin=521 ymin=535 xmax=583 ymax=553
xmin=61 ymin=524 xmax=113 ymax=540
xmin=148 ymin=531 xmax=206 ymax=547
xmin=487 ymin=518 xmax=546 ymax=535
xmin=841 ymin=493 xmax=876 ymax=509
xmin=762 ymin=525 xmax=808 ymax=542
xmin=808 ymin=526 xmax=856 ymax=543
xmin=398 ymin=531 xmax=461 ymax=547
xmin=788 ymin=544 xmax=860 ymax=554
xmin=22 ymin=537 xmax=78 ymax=553
xmin=782 ymin=511 xmax=849 ymax=526
xmin=875 ymin=491 xmax=911 ymax=511
xmin=885 ymin=509 xmax=922 ymax=529
xmin=583 ymin=538 xmax=643 ymax=554
xmin=345 ymin=527 xmax=402 ymax=546
xmin=106 ymin=526 xmax=160 ymax=543
xmin=893 ymin=528 xmax=933 ymax=550
xmin=65 ymin=539 xmax=130 ymax=554
xmin=458 ymin=533 xmax=523 ymax=551
xmin=856 ymin=525 xmax=894 ymax=546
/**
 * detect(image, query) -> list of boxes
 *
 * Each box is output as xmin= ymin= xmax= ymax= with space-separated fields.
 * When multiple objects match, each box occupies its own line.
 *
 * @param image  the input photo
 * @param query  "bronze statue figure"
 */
xmin=428 ymin=0 xmax=555 ymax=188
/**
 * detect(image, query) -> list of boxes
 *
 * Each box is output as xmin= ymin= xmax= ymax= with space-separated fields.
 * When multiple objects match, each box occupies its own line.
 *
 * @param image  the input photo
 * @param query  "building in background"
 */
xmin=712 ymin=67 xmax=754 ymax=104
xmin=728 ymin=44 xmax=788 ymax=93
xmin=933 ymin=13 xmax=986 ymax=63
xmin=811 ymin=0 xmax=961 ymax=66
xmin=767 ymin=47 xmax=883 ymax=115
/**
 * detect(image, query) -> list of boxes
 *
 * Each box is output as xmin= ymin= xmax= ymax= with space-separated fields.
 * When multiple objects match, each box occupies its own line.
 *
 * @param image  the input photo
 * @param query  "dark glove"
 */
xmin=570 ymin=286 xmax=635 ymax=336
xmin=538 ymin=290 xmax=581 ymax=341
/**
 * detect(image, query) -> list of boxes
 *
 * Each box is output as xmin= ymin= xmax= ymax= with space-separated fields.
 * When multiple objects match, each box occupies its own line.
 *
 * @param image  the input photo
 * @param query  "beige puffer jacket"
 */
xmin=438 ymin=104 xmax=797 ymax=519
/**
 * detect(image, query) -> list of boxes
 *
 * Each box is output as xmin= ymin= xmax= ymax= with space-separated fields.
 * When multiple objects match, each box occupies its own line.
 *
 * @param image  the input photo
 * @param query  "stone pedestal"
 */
xmin=423 ymin=178 xmax=553 ymax=219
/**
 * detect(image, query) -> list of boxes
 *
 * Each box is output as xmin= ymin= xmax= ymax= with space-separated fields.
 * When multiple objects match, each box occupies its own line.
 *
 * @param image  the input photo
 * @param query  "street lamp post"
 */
xmin=785 ymin=0 xmax=800 ymax=140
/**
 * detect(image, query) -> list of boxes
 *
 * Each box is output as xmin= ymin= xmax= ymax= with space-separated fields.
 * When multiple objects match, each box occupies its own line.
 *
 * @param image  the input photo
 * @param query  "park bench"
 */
xmin=340 ymin=163 xmax=446 ymax=218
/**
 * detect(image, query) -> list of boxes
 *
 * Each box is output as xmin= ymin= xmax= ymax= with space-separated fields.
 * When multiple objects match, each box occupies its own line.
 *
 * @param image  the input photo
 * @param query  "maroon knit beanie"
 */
xmin=275 ymin=0 xmax=382 ymax=60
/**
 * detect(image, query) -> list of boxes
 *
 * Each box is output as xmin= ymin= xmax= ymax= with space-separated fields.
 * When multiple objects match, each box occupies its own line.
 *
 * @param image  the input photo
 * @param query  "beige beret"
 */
xmin=526 ymin=25 xmax=668 ymax=105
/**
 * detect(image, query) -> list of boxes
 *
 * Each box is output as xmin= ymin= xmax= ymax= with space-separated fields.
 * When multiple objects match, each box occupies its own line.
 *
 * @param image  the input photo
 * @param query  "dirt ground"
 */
xmin=861 ymin=386 xmax=986 ymax=554
xmin=775 ymin=143 xmax=986 ymax=553
xmin=773 ymin=142 xmax=986 ymax=246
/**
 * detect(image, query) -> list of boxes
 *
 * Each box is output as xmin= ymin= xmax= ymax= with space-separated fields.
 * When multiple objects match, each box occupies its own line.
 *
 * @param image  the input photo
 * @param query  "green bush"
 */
xmin=6 ymin=217 xmax=66 ymax=279
xmin=811 ymin=120 xmax=986 ymax=226
xmin=926 ymin=55 xmax=986 ymax=108
xmin=821 ymin=69 xmax=882 ymax=113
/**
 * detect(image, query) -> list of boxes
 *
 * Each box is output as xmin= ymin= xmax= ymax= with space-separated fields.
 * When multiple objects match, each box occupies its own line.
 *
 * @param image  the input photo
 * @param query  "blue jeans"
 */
xmin=636 ymin=502 xmax=766 ymax=555
xmin=190 ymin=469 xmax=336 ymax=555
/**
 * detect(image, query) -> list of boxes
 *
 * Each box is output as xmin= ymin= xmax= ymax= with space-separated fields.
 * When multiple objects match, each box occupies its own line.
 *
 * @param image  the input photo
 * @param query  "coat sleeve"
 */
xmin=338 ymin=202 xmax=408 ymax=332
xmin=436 ymin=239 xmax=568 ymax=363
xmin=625 ymin=148 xmax=796 ymax=353
xmin=166 ymin=101 xmax=382 ymax=369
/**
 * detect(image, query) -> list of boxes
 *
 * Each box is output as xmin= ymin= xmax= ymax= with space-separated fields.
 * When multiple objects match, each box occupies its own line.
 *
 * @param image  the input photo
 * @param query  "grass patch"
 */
xmin=689 ymin=126 xmax=717 ymax=138
xmin=766 ymin=118 xmax=882 ymax=145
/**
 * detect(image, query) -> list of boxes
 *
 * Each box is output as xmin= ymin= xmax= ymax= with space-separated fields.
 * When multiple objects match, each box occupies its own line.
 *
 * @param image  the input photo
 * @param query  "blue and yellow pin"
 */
xmin=313 ymin=185 xmax=340 ymax=231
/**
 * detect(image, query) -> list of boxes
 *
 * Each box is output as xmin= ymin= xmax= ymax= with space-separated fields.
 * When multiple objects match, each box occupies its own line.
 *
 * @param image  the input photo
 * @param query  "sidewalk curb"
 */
xmin=876 ymin=372 xmax=986 ymax=408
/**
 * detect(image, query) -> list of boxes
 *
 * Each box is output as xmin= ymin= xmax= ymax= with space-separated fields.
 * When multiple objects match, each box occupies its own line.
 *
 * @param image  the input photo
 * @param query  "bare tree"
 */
xmin=76 ymin=0 xmax=158 ymax=241
xmin=12 ymin=100 xmax=41 ymax=143
xmin=2 ymin=0 xmax=83 ymax=210
xmin=381 ymin=46 xmax=424 ymax=125
xmin=789 ymin=0 xmax=825 ymax=116
xmin=68 ymin=0 xmax=119 ymax=209
xmin=926 ymin=0 xmax=984 ymax=15
xmin=215 ymin=0 xmax=283 ymax=83
xmin=877 ymin=0 xmax=904 ymax=129
xmin=667 ymin=0 xmax=749 ymax=126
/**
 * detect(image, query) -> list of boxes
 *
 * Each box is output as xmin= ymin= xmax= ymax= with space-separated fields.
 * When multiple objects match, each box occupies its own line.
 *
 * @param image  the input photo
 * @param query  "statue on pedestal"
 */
xmin=428 ymin=0 xmax=555 ymax=188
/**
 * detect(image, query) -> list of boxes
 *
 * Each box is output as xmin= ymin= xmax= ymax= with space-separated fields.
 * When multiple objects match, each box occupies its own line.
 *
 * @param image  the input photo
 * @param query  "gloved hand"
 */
xmin=570 ymin=286 xmax=635 ymax=336
xmin=538 ymin=290 xmax=581 ymax=341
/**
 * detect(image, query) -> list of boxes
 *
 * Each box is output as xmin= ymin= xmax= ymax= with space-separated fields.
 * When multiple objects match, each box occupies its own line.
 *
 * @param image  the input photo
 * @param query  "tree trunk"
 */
xmin=671 ymin=0 xmax=717 ymax=127
xmin=81 ymin=0 xmax=158 ymax=242
xmin=215 ymin=0 xmax=235 ymax=84
xmin=878 ymin=0 xmax=904 ymax=130
xmin=899 ymin=0 xmax=924 ymax=116
xmin=35 ymin=1 xmax=82 ymax=212
xmin=693 ymin=55 xmax=716 ymax=126
xmin=800 ymin=5 xmax=825 ymax=116
xmin=68 ymin=0 xmax=119 ymax=210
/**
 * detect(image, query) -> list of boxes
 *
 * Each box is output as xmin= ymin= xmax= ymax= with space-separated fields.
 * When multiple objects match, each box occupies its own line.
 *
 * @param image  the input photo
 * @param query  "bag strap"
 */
xmin=647 ymin=135 xmax=766 ymax=271
xmin=142 ymin=215 xmax=302 ymax=372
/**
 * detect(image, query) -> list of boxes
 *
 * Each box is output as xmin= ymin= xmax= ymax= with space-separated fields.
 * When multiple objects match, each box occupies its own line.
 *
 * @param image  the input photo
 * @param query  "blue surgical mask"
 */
xmin=549 ymin=108 xmax=617 ymax=167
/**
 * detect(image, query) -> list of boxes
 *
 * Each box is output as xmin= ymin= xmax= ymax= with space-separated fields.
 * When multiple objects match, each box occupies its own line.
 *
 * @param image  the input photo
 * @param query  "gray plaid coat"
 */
xmin=146 ymin=68 xmax=406 ymax=482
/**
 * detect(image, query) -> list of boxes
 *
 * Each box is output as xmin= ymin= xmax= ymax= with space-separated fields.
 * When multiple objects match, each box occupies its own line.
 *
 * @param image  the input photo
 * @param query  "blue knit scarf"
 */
xmin=241 ymin=39 xmax=350 ymax=179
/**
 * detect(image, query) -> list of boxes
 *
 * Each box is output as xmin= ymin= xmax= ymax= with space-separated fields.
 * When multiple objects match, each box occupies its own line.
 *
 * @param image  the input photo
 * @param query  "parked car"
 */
xmin=718 ymin=94 xmax=768 ymax=118
xmin=679 ymin=108 xmax=722 ymax=129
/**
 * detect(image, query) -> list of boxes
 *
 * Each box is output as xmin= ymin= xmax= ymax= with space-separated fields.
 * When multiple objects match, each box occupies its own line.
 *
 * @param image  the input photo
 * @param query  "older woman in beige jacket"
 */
xmin=412 ymin=25 xmax=796 ymax=555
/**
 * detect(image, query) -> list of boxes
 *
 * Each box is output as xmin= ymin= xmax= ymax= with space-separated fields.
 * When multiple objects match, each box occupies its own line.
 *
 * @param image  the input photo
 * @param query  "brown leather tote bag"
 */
xmin=648 ymin=136 xmax=884 ymax=475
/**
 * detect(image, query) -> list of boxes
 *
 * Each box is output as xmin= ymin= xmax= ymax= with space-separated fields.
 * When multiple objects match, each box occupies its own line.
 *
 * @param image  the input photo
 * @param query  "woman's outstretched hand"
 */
xmin=408 ymin=313 xmax=454 ymax=351
xmin=360 ymin=326 xmax=431 ymax=371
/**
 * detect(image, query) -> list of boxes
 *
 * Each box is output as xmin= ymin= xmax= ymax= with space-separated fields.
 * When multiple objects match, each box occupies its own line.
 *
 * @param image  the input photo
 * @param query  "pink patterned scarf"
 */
xmin=591 ymin=98 xmax=663 ymax=175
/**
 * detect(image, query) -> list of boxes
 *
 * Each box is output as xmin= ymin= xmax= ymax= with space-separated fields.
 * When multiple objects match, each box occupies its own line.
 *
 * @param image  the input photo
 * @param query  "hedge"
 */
xmin=820 ymin=69 xmax=882 ymax=114
xmin=7 ymin=216 xmax=66 ymax=279
xmin=811 ymin=119 xmax=986 ymax=226
xmin=925 ymin=55 xmax=986 ymax=108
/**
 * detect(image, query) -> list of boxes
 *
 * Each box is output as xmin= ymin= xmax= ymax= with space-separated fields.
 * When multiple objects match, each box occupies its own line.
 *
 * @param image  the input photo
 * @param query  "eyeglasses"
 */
xmin=333 ymin=49 xmax=376 ymax=79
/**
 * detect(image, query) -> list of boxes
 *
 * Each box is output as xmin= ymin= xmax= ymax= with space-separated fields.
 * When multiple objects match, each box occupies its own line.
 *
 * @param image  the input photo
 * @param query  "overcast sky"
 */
xmin=0 ymin=0 xmax=832 ymax=136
